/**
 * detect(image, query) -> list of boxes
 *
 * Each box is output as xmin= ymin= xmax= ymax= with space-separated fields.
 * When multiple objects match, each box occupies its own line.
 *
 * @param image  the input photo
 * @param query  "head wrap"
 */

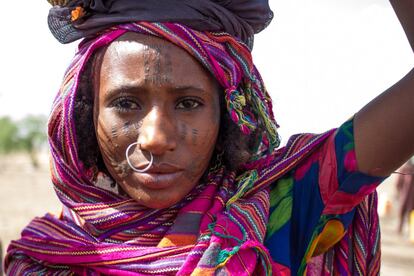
xmin=5 ymin=22 xmax=333 ymax=274
xmin=48 ymin=0 xmax=279 ymax=151
xmin=47 ymin=0 xmax=274 ymax=48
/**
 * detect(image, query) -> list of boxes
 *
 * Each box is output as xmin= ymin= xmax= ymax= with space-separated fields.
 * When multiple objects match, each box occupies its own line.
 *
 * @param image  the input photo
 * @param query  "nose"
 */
xmin=137 ymin=107 xmax=177 ymax=156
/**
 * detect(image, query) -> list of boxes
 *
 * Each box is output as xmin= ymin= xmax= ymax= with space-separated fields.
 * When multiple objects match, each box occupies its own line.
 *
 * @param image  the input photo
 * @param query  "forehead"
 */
xmin=97 ymin=32 xmax=213 ymax=87
xmin=105 ymin=33 xmax=174 ymax=59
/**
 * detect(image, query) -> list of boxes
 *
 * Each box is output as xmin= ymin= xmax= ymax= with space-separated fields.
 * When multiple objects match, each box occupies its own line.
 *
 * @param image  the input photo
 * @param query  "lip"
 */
xmin=133 ymin=162 xmax=183 ymax=173
xmin=131 ymin=163 xmax=184 ymax=189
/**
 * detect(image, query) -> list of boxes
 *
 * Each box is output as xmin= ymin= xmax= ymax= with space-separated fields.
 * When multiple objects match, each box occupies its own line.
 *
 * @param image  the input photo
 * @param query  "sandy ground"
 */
xmin=1 ymin=154 xmax=414 ymax=275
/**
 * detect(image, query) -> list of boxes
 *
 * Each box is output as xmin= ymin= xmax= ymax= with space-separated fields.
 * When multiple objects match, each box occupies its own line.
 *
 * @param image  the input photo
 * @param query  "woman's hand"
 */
xmin=353 ymin=0 xmax=414 ymax=177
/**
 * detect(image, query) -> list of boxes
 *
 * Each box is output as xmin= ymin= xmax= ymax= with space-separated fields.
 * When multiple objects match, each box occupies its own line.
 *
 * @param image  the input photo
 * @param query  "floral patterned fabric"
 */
xmin=265 ymin=119 xmax=385 ymax=275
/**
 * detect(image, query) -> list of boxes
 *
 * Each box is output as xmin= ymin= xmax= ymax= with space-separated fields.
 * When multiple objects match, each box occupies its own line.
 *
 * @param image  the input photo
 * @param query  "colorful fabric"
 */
xmin=5 ymin=23 xmax=386 ymax=275
xmin=265 ymin=120 xmax=384 ymax=275
xmin=5 ymin=132 xmax=330 ymax=275
xmin=5 ymin=22 xmax=314 ymax=275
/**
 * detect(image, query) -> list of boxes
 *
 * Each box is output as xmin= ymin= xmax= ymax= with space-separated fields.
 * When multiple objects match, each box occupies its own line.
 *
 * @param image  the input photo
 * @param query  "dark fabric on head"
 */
xmin=48 ymin=0 xmax=273 ymax=48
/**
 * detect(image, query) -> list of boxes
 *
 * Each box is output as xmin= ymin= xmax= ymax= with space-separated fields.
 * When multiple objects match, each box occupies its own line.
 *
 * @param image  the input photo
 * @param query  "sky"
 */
xmin=0 ymin=0 xmax=413 ymax=145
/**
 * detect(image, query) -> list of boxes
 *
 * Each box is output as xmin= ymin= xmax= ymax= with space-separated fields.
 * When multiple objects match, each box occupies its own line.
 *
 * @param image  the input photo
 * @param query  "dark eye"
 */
xmin=176 ymin=99 xmax=202 ymax=110
xmin=111 ymin=97 xmax=140 ymax=113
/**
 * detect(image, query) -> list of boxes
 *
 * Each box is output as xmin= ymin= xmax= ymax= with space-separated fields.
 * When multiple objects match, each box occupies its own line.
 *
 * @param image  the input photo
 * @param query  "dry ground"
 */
xmin=1 ymin=154 xmax=413 ymax=275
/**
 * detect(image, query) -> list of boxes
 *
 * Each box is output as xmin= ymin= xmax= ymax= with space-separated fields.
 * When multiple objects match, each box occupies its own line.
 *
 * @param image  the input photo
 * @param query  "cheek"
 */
xmin=195 ymin=107 xmax=220 ymax=149
xmin=181 ymin=127 xmax=218 ymax=183
xmin=190 ymin=126 xmax=218 ymax=151
xmin=95 ymin=112 xmax=142 ymax=162
xmin=96 ymin=118 xmax=142 ymax=179
xmin=117 ymin=120 xmax=143 ymax=140
xmin=95 ymin=118 xmax=122 ymax=164
xmin=185 ymin=96 xmax=220 ymax=148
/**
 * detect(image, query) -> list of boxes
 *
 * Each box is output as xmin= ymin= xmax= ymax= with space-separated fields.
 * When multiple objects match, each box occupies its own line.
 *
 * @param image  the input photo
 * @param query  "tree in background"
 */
xmin=0 ymin=117 xmax=19 ymax=154
xmin=0 ymin=115 xmax=47 ymax=168
xmin=17 ymin=115 xmax=48 ymax=168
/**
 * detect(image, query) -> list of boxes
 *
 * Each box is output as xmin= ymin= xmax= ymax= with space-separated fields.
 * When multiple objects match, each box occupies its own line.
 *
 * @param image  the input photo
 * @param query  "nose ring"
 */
xmin=125 ymin=142 xmax=154 ymax=173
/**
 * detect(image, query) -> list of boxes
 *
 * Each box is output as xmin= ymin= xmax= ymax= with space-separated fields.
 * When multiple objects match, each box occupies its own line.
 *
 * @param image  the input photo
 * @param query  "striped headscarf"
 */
xmin=5 ymin=23 xmax=332 ymax=274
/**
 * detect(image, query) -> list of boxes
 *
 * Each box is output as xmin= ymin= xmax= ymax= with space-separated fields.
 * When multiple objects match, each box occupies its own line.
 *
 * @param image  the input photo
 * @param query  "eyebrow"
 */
xmin=105 ymin=85 xmax=143 ymax=98
xmin=105 ymin=84 xmax=207 ymax=97
xmin=170 ymin=85 xmax=207 ymax=94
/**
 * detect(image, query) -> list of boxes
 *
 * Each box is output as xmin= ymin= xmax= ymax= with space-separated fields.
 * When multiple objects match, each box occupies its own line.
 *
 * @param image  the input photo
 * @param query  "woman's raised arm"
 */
xmin=354 ymin=0 xmax=414 ymax=177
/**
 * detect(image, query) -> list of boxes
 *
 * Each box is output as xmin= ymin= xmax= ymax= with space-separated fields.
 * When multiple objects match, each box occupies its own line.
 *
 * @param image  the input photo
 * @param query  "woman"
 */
xmin=5 ymin=0 xmax=414 ymax=275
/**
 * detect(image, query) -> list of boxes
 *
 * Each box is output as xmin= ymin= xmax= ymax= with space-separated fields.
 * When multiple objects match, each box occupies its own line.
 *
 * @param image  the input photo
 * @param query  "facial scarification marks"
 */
xmin=103 ymin=124 xmax=120 ymax=150
xmin=121 ymin=121 xmax=134 ymax=139
xmin=192 ymin=128 xmax=199 ymax=146
xmin=101 ymin=120 xmax=137 ymax=178
xmin=111 ymin=125 xmax=119 ymax=139
xmin=185 ymin=129 xmax=214 ymax=184
xmin=131 ymin=120 xmax=143 ymax=131
xmin=143 ymin=44 xmax=173 ymax=85
xmin=98 ymin=121 xmax=132 ymax=178
xmin=106 ymin=119 xmax=146 ymax=179
xmin=119 ymin=120 xmax=143 ymax=138
xmin=180 ymin=123 xmax=188 ymax=141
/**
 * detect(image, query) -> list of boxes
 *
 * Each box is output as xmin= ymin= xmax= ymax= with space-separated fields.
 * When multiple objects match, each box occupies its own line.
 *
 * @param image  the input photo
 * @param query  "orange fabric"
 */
xmin=71 ymin=7 xmax=85 ymax=22
xmin=158 ymin=234 xmax=197 ymax=247
xmin=312 ymin=220 xmax=345 ymax=256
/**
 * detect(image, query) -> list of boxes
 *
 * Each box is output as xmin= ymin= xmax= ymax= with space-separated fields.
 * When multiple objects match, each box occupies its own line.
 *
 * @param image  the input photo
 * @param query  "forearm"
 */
xmin=352 ymin=1 xmax=414 ymax=176
xmin=354 ymin=68 xmax=414 ymax=176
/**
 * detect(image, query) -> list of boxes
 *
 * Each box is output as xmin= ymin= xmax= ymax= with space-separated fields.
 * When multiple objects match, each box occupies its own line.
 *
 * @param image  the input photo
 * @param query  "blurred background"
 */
xmin=1 ymin=0 xmax=414 ymax=274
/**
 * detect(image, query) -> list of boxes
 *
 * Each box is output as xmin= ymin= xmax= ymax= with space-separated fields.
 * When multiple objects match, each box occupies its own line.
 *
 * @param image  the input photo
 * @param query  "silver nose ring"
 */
xmin=125 ymin=142 xmax=154 ymax=173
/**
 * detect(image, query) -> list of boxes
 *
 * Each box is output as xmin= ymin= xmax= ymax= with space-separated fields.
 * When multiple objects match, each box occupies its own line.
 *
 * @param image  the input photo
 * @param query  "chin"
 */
xmin=125 ymin=188 xmax=183 ymax=209
xmin=118 ymin=176 xmax=196 ymax=209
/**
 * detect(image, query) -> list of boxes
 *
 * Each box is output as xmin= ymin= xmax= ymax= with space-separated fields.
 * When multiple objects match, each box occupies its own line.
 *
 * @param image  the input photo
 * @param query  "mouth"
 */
xmin=131 ymin=163 xmax=184 ymax=189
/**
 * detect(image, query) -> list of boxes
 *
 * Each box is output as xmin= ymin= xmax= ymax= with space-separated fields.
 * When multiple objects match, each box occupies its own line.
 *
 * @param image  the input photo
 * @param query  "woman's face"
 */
xmin=94 ymin=33 xmax=220 ymax=209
